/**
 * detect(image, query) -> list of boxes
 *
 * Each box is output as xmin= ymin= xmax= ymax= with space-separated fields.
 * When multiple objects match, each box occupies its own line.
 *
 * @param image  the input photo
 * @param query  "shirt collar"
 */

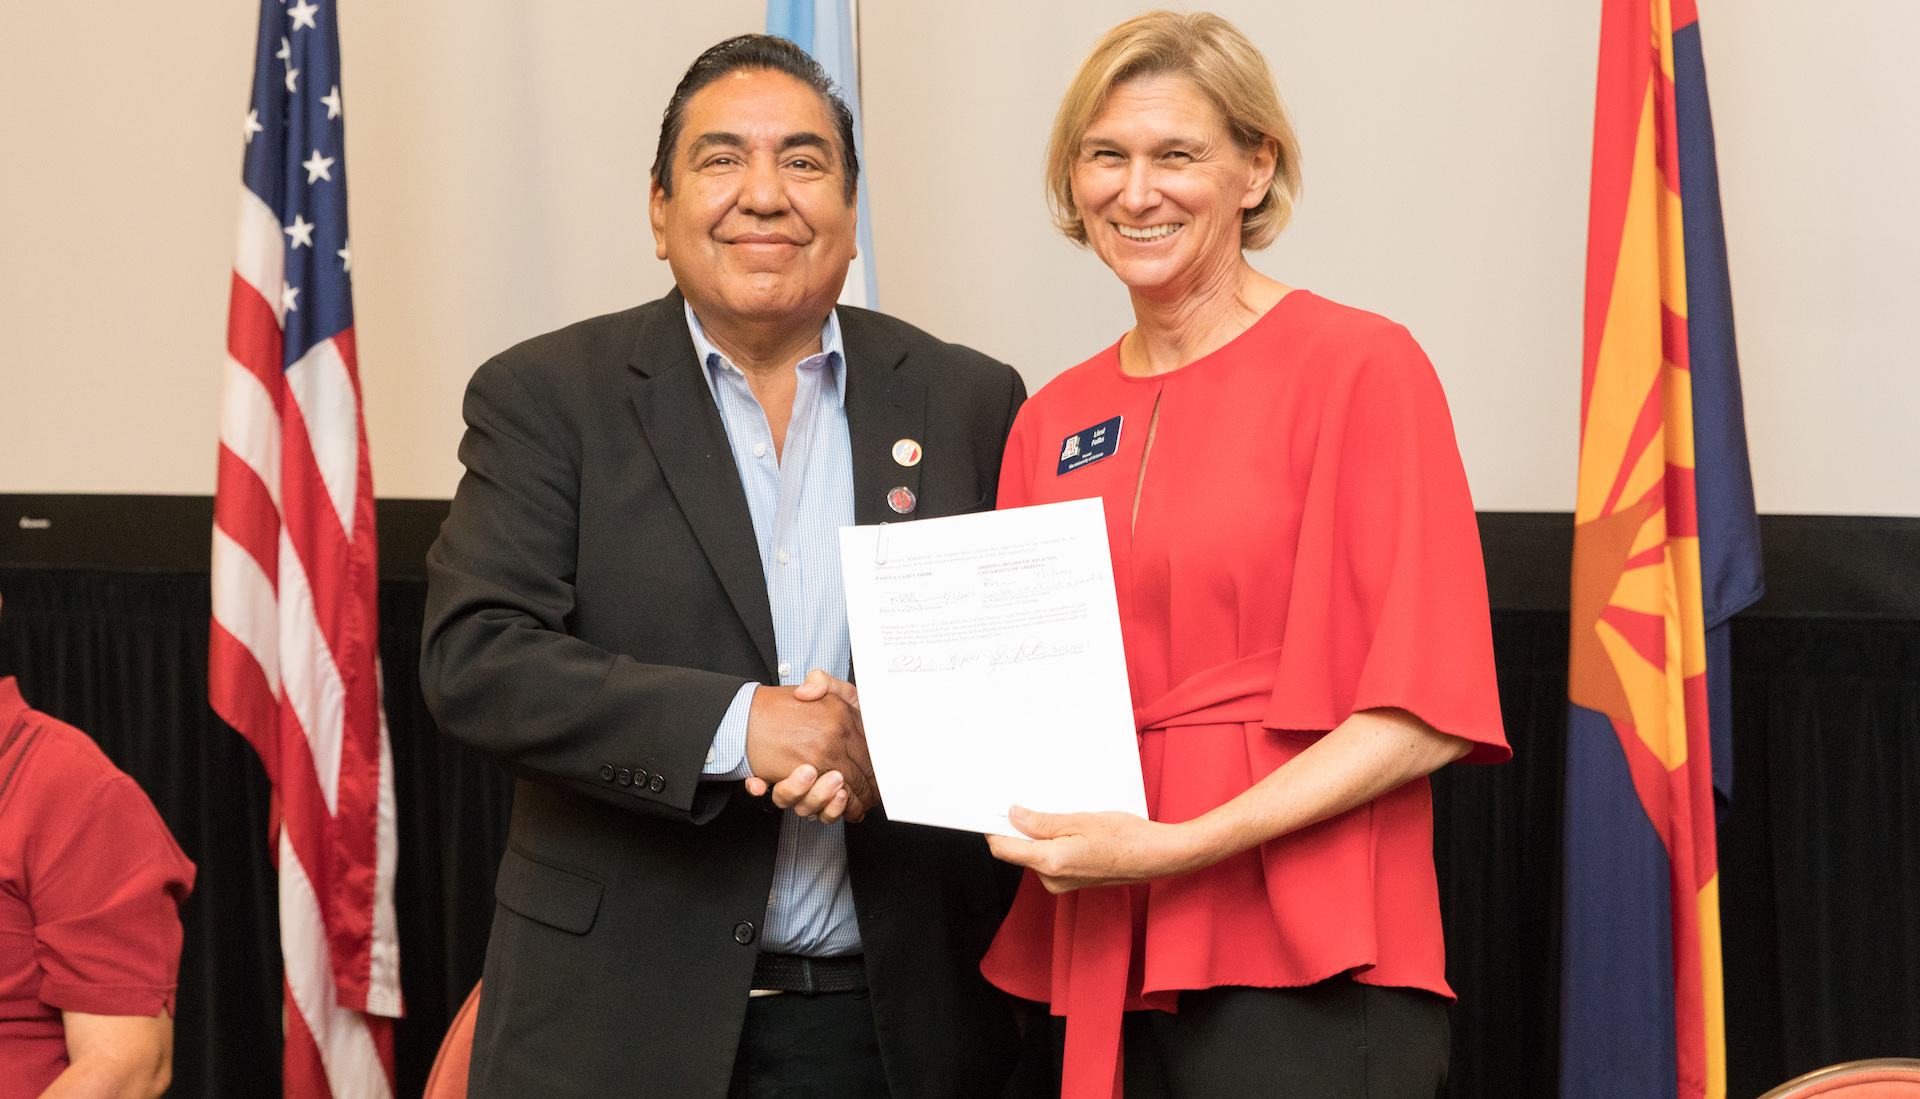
xmin=684 ymin=300 xmax=847 ymax=407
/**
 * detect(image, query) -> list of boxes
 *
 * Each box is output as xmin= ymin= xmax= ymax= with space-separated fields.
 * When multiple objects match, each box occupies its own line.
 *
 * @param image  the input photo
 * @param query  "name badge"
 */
xmin=1056 ymin=415 xmax=1122 ymax=476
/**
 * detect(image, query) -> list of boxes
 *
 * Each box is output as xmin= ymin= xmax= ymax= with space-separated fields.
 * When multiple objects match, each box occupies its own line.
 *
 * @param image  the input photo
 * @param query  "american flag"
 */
xmin=210 ymin=2 xmax=401 ymax=1096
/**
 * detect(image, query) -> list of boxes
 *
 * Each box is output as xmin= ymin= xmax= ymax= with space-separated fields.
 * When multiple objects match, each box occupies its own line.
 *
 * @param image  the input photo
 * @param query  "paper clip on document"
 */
xmin=873 ymin=523 xmax=889 ymax=566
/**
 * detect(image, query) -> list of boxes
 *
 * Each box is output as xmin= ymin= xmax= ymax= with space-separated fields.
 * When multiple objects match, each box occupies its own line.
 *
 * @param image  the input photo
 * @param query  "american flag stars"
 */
xmin=245 ymin=0 xmax=354 ymax=362
xmin=288 ymin=0 xmax=320 ymax=32
xmin=276 ymin=36 xmax=299 ymax=93
xmin=302 ymin=149 xmax=334 ymax=183
xmin=250 ymin=0 xmax=354 ymax=343
xmin=284 ymin=213 xmax=315 ymax=248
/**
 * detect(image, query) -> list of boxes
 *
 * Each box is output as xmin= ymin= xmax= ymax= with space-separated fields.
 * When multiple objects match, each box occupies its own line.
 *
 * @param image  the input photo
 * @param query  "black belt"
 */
xmin=752 ymin=952 xmax=867 ymax=994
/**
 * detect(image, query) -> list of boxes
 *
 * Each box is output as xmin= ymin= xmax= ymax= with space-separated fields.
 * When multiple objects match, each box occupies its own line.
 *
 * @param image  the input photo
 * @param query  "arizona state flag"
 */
xmin=1563 ymin=2 xmax=1764 ymax=1098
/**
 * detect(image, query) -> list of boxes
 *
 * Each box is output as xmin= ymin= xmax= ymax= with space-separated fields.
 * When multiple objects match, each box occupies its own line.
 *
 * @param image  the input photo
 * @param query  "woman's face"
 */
xmin=1072 ymin=75 xmax=1275 ymax=298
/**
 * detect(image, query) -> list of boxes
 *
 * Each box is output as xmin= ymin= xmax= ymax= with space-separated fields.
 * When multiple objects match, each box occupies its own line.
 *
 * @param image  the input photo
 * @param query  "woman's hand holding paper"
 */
xmin=988 ymin=708 xmax=1473 ymax=892
xmin=986 ymin=807 xmax=1210 ymax=893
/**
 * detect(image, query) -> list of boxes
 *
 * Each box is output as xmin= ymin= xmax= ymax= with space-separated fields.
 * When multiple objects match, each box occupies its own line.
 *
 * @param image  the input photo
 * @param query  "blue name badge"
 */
xmin=1056 ymin=415 xmax=1123 ymax=476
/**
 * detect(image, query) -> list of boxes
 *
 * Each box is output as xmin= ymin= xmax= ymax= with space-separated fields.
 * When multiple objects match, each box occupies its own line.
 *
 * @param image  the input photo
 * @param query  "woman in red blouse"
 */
xmin=979 ymin=13 xmax=1510 ymax=1099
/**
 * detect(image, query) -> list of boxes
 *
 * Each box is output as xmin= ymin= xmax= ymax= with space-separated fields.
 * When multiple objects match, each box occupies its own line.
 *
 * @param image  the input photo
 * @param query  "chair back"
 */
xmin=1759 ymin=1059 xmax=1920 ymax=1099
xmin=422 ymin=981 xmax=483 ymax=1099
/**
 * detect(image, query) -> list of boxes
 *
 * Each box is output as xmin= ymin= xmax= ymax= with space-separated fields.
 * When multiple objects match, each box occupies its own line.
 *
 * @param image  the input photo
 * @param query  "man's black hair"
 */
xmin=651 ymin=34 xmax=860 ymax=205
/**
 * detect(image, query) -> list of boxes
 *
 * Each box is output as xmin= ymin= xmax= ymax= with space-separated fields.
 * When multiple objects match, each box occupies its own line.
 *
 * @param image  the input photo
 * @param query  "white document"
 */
xmin=837 ymin=497 xmax=1146 ymax=837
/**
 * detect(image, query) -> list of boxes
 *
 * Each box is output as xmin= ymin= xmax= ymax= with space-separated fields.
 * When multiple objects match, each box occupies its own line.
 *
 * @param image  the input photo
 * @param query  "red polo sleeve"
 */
xmin=30 ymin=766 xmax=195 ymax=1018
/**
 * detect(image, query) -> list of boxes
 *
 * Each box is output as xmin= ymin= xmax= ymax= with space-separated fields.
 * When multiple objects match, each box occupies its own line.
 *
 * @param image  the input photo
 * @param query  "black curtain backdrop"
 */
xmin=0 ymin=563 xmax=1915 ymax=1098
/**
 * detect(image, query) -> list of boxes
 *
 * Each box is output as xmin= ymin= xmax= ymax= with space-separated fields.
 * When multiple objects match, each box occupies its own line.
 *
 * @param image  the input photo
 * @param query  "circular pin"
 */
xmin=887 ymin=486 xmax=917 ymax=514
xmin=891 ymin=438 xmax=923 ymax=467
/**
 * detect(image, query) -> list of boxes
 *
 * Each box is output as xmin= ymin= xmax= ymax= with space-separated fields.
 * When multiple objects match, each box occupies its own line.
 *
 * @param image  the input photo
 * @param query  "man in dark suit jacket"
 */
xmin=421 ymin=34 xmax=1029 ymax=1099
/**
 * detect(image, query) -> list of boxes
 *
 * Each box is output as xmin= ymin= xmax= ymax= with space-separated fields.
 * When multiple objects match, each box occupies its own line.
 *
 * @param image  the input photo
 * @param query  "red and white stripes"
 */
xmin=212 ymin=185 xmax=400 ymax=1098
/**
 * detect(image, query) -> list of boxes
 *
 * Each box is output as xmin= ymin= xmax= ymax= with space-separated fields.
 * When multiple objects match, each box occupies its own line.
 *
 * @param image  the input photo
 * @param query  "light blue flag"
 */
xmin=767 ymin=0 xmax=877 ymax=309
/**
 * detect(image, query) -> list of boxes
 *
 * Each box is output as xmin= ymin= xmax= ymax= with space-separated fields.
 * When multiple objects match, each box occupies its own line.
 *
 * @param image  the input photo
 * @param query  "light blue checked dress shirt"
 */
xmin=688 ymin=301 xmax=861 ymax=958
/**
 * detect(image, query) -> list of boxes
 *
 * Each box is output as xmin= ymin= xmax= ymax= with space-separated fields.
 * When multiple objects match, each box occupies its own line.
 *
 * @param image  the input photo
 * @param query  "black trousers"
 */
xmin=1039 ymin=979 xmax=1451 ymax=1099
xmin=728 ymin=990 xmax=891 ymax=1099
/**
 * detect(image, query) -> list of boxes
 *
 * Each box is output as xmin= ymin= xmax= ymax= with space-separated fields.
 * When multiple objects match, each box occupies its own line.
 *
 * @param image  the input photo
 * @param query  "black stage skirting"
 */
xmin=1 ymin=499 xmax=1915 ymax=1099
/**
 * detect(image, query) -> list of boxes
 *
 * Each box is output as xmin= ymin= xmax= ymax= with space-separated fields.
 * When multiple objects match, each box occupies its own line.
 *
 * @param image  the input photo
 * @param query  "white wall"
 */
xmin=1 ymin=1 xmax=1914 ymax=514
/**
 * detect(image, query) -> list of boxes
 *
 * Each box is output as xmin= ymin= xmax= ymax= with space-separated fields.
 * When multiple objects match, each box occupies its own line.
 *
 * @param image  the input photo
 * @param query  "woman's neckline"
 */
xmin=1110 ymin=288 xmax=1308 ymax=383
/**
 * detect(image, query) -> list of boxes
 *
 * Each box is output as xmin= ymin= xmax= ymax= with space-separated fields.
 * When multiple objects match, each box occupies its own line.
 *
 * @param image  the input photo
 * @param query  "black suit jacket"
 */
xmin=421 ymin=289 xmax=1030 ymax=1099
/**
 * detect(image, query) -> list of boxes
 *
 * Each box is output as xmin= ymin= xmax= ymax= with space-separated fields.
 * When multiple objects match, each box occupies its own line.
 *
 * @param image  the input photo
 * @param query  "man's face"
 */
xmin=651 ymin=68 xmax=857 ymax=328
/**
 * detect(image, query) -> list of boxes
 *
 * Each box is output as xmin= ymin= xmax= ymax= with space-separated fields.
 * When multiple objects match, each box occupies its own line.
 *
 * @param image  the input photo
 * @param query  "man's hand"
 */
xmin=741 ymin=671 xmax=877 ymax=823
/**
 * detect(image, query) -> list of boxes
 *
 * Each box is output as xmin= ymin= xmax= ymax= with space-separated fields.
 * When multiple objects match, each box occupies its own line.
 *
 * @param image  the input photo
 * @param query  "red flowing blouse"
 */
xmin=980 ymin=292 xmax=1509 ymax=1099
xmin=0 ymin=677 xmax=196 ymax=1098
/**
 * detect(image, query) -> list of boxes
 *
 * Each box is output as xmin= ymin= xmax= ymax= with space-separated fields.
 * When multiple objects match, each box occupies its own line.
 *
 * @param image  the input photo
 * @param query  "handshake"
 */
xmin=742 ymin=670 xmax=877 ymax=824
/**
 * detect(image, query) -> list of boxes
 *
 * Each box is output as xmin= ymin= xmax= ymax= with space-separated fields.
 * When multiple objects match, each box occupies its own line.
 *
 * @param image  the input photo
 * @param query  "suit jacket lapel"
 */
xmin=840 ymin=308 xmax=927 ymax=527
xmin=625 ymin=289 xmax=778 ymax=679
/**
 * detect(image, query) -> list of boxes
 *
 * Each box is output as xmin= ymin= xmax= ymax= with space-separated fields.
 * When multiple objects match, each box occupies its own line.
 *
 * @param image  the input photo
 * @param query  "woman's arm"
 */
xmin=986 ymin=707 xmax=1471 ymax=892
xmin=39 ymin=1011 xmax=172 ymax=1099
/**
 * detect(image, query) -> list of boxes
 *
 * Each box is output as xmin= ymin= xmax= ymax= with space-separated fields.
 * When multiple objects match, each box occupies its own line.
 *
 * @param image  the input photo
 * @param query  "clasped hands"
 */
xmin=742 ymin=670 xmax=878 ymax=824
xmin=747 ymin=672 xmax=1200 ymax=881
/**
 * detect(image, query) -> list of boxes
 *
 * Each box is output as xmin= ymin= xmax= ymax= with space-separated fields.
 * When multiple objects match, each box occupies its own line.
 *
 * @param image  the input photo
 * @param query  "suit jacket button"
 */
xmin=616 ymin=768 xmax=632 ymax=786
xmin=649 ymin=774 xmax=666 ymax=793
xmin=598 ymin=764 xmax=615 ymax=783
xmin=733 ymin=921 xmax=756 ymax=945
xmin=634 ymin=768 xmax=650 ymax=786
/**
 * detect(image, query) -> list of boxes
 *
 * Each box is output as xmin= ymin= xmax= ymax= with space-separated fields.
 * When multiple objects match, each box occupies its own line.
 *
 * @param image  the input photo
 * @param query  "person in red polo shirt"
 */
xmin=0 ymin=593 xmax=195 ymax=1099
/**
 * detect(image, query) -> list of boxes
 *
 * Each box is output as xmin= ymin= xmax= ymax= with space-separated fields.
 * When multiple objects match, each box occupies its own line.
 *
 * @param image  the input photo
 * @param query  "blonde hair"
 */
xmin=1046 ymin=11 xmax=1302 ymax=251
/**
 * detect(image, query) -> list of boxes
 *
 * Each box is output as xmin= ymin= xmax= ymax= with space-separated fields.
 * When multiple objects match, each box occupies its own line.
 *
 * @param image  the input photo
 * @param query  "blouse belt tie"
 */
xmin=1057 ymin=646 xmax=1285 ymax=1099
